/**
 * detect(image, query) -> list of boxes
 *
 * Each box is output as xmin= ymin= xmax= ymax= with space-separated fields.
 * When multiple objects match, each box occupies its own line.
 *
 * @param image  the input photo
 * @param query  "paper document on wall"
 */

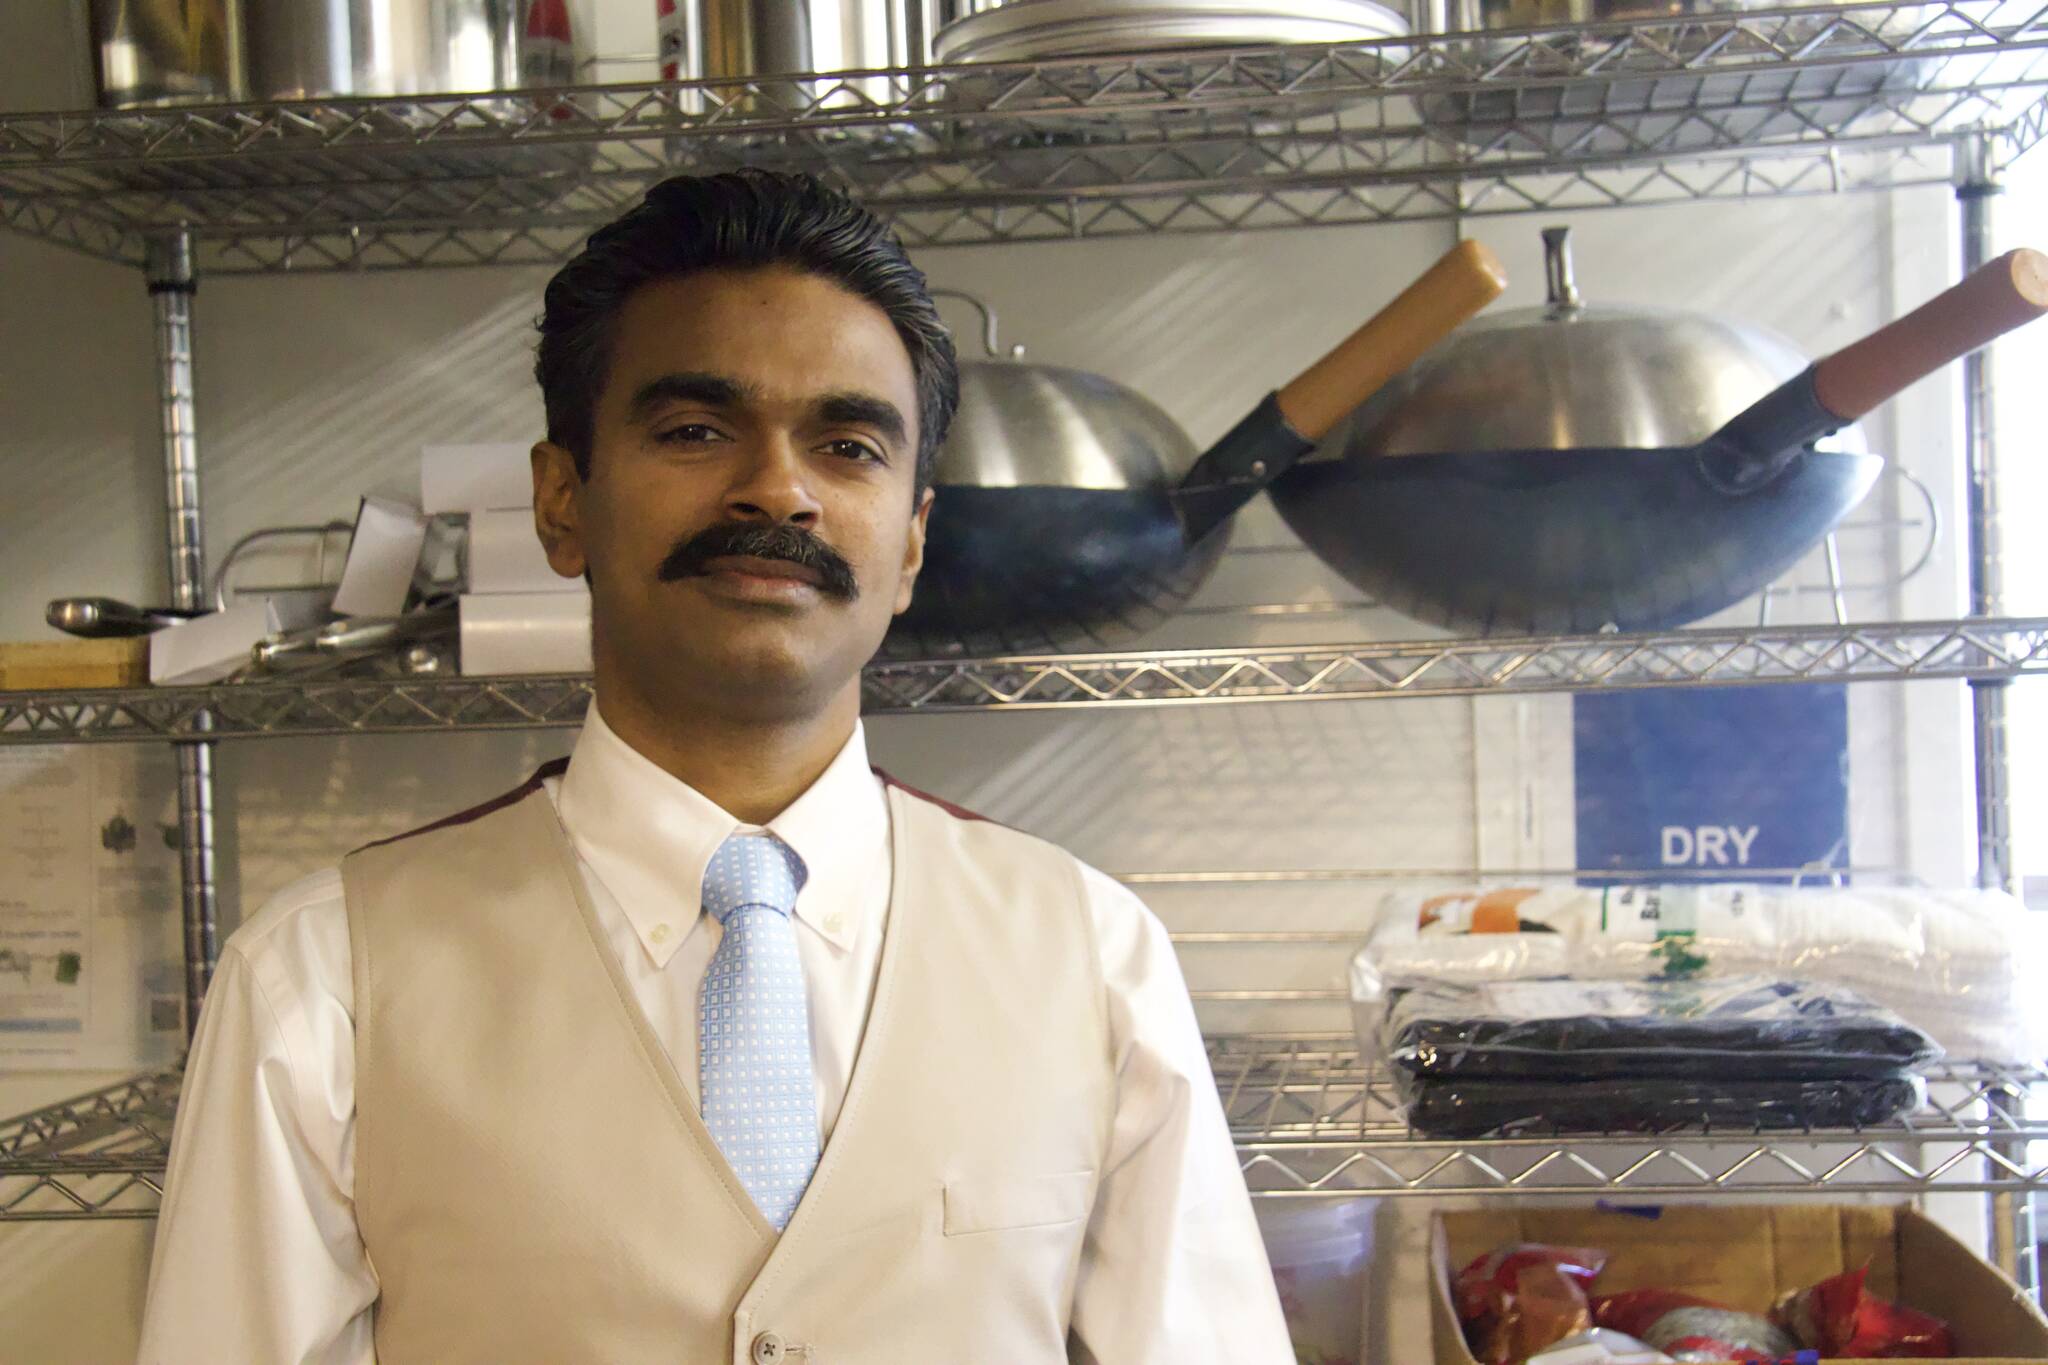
xmin=0 ymin=747 xmax=186 ymax=1069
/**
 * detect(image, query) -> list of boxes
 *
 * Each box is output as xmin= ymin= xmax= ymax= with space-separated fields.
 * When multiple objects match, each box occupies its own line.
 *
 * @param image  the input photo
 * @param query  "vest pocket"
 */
xmin=942 ymin=1170 xmax=1095 ymax=1236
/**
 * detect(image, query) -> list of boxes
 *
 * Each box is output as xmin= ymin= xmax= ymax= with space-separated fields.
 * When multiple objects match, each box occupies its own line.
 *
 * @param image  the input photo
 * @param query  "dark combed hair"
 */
xmin=535 ymin=168 xmax=959 ymax=495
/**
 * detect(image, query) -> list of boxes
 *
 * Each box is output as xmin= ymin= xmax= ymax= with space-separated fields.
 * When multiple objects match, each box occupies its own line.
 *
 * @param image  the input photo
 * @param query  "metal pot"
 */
xmin=245 ymin=0 xmax=577 ymax=99
xmin=883 ymin=241 xmax=1509 ymax=657
xmin=656 ymin=0 xmax=919 ymax=131
xmin=88 ymin=0 xmax=247 ymax=107
xmin=1423 ymin=0 xmax=1889 ymax=28
xmin=1270 ymin=228 xmax=2048 ymax=636
xmin=1414 ymin=0 xmax=1936 ymax=156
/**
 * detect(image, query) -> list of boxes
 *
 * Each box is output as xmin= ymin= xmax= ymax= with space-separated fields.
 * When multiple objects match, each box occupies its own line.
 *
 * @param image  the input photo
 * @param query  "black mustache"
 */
xmin=658 ymin=522 xmax=860 ymax=600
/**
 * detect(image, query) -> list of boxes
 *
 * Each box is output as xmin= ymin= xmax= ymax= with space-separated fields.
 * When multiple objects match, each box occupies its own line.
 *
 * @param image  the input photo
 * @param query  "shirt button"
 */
xmin=651 ymin=923 xmax=671 ymax=945
xmin=823 ymin=913 xmax=844 ymax=935
xmin=751 ymin=1331 xmax=786 ymax=1364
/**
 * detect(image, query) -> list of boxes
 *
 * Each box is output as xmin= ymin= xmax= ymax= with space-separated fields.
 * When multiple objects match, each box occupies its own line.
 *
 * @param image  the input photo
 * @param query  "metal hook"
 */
xmin=928 ymin=287 xmax=1026 ymax=360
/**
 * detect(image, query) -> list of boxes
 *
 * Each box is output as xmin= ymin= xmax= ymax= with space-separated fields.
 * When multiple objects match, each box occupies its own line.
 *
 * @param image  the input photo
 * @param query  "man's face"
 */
xmin=532 ymin=266 xmax=930 ymax=717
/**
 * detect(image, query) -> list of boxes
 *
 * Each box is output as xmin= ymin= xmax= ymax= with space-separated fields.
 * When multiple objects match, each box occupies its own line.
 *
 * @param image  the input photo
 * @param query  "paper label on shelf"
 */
xmin=1597 ymin=885 xmax=1766 ymax=977
xmin=0 ymin=747 xmax=185 ymax=1069
xmin=1572 ymin=685 xmax=1850 ymax=881
xmin=1599 ymin=885 xmax=1759 ymax=938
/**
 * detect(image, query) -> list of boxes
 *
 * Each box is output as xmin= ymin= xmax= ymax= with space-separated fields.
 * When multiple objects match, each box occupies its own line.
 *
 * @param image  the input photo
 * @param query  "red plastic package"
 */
xmin=1511 ymin=1261 xmax=1595 ymax=1361
xmin=1455 ymin=1244 xmax=1607 ymax=1364
xmin=1773 ymin=1265 xmax=1957 ymax=1357
xmin=1592 ymin=1288 xmax=1801 ymax=1362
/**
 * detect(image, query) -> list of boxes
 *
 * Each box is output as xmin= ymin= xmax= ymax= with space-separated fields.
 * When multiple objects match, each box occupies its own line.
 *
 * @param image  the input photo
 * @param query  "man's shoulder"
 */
xmin=231 ymin=867 xmax=345 ymax=950
xmin=879 ymin=770 xmax=1074 ymax=866
xmin=219 ymin=866 xmax=352 ymax=1006
xmin=880 ymin=770 xmax=1138 ymax=908
xmin=352 ymin=758 xmax=568 ymax=858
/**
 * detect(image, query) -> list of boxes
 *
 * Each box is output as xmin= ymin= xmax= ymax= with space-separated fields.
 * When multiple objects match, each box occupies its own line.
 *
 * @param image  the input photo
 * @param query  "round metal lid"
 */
xmin=937 ymin=361 xmax=1198 ymax=490
xmin=1316 ymin=228 xmax=1865 ymax=461
xmin=933 ymin=0 xmax=1409 ymax=63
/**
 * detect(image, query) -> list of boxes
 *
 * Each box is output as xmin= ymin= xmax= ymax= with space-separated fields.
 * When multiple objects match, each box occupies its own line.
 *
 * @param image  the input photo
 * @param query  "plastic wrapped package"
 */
xmin=1591 ymin=1289 xmax=1800 ymax=1362
xmin=1393 ymin=1070 xmax=1925 ymax=1138
xmin=1772 ymin=1265 xmax=1957 ymax=1356
xmin=1351 ymin=883 xmax=2048 ymax=1062
xmin=1384 ymin=977 xmax=1941 ymax=1082
xmin=1526 ymin=1330 xmax=1674 ymax=1365
xmin=1455 ymin=1244 xmax=1607 ymax=1364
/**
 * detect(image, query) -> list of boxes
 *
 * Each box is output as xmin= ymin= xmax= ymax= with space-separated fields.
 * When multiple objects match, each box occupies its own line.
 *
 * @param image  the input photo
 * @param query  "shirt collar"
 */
xmin=554 ymin=703 xmax=884 ymax=968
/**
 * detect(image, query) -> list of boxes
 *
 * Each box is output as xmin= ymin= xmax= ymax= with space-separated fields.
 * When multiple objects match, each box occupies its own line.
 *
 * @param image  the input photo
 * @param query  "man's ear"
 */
xmin=892 ymin=487 xmax=935 ymax=616
xmin=531 ymin=441 xmax=588 ymax=580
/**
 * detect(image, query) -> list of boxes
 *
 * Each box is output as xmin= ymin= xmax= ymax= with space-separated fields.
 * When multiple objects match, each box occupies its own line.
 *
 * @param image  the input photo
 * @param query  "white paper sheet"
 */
xmin=0 ymin=747 xmax=185 ymax=1069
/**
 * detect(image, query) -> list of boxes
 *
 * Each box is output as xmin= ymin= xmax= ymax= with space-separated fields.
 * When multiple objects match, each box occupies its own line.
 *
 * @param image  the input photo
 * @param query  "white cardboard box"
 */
xmin=331 ymin=496 xmax=430 ymax=618
xmin=421 ymin=442 xmax=534 ymax=515
xmin=459 ymin=591 xmax=592 ymax=676
xmin=468 ymin=508 xmax=577 ymax=595
xmin=148 ymin=593 xmax=334 ymax=686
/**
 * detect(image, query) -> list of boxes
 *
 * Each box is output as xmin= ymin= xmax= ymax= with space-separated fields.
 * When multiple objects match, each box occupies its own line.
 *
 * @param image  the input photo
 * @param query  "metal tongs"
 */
xmin=248 ymin=602 xmax=458 ymax=679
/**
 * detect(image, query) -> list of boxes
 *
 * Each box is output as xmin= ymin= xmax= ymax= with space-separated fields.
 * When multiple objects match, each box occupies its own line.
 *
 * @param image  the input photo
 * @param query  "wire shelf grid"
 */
xmin=1211 ymin=1034 xmax=2048 ymax=1197
xmin=2 ymin=0 xmax=2045 ymax=264
xmin=4 ymin=617 xmax=2045 ymax=743
xmin=6 ymin=1042 xmax=2042 ymax=1218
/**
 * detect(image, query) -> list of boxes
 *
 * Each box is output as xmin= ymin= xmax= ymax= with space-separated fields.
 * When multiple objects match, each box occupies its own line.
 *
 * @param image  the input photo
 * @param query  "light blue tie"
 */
xmin=698 ymin=831 xmax=820 ymax=1231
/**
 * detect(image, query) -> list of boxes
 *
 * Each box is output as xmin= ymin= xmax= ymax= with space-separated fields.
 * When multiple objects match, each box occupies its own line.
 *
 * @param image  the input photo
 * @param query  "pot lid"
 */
xmin=1315 ymin=226 xmax=1865 ymax=461
xmin=937 ymin=361 xmax=1199 ymax=490
xmin=933 ymin=0 xmax=1409 ymax=63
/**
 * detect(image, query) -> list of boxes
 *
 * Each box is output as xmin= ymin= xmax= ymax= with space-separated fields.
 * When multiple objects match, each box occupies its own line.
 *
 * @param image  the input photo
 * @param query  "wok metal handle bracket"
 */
xmin=1173 ymin=392 xmax=1316 ymax=544
xmin=1694 ymin=366 xmax=1842 ymax=495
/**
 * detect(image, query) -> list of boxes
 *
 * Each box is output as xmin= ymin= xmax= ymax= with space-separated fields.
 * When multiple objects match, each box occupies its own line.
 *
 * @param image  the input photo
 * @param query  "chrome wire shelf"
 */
xmin=7 ymin=1041 xmax=2042 ymax=1219
xmin=4 ymin=616 xmax=2045 ymax=742
xmin=1213 ymin=1034 xmax=2048 ymax=1197
xmin=0 ymin=1070 xmax=178 ymax=1221
xmin=2 ymin=0 xmax=2044 ymax=265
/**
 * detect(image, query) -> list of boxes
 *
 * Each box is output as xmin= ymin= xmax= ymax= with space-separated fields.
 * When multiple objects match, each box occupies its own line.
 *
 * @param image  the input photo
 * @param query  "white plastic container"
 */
xmin=1256 ymin=1198 xmax=1376 ymax=1365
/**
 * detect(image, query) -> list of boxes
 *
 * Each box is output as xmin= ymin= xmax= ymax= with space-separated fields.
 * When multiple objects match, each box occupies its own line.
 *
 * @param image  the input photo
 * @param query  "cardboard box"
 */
xmin=459 ymin=591 xmax=591 ymax=675
xmin=420 ymin=442 xmax=534 ymax=515
xmin=0 ymin=637 xmax=149 ymax=690
xmin=467 ymin=507 xmax=576 ymax=595
xmin=1431 ymin=1203 xmax=2048 ymax=1364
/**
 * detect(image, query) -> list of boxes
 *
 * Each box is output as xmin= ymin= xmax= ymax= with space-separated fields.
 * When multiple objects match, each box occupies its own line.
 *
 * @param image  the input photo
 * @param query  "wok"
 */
xmin=1272 ymin=231 xmax=2048 ymax=635
xmin=884 ymin=240 xmax=1510 ymax=657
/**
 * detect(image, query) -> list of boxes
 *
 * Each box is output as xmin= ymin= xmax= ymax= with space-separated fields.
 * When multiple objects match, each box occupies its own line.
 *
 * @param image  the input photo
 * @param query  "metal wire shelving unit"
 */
xmin=6 ymin=1042 xmax=2043 ymax=1220
xmin=0 ymin=1072 xmax=178 ymax=1222
xmin=0 ymin=615 xmax=2045 ymax=741
xmin=0 ymin=0 xmax=2044 ymax=265
xmin=1213 ymin=1036 xmax=2048 ymax=1198
xmin=1 ymin=0 xmax=2045 ymax=1298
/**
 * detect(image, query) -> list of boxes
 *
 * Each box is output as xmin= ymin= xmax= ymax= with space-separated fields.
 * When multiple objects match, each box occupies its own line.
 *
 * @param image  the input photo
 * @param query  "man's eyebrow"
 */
xmin=626 ymin=372 xmax=758 ymax=423
xmin=815 ymin=391 xmax=909 ymax=449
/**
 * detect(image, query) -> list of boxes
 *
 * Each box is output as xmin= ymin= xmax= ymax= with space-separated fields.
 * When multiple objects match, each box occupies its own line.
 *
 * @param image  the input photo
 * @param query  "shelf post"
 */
xmin=1959 ymin=133 xmax=2016 ymax=898
xmin=1957 ymin=131 xmax=2037 ymax=1300
xmin=145 ymin=230 xmax=219 ymax=1044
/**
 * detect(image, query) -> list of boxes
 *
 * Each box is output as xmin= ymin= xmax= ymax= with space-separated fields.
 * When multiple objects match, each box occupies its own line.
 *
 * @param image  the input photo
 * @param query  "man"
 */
xmin=138 ymin=170 xmax=1293 ymax=1364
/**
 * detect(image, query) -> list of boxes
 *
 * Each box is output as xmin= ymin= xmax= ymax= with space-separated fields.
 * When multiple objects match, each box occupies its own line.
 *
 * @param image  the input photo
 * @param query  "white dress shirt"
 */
xmin=136 ymin=708 xmax=1292 ymax=1365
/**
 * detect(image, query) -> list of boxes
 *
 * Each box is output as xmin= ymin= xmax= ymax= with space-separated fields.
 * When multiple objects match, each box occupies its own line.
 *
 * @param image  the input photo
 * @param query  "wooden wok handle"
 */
xmin=1812 ymin=247 xmax=2048 ymax=420
xmin=1276 ymin=238 xmax=1509 ymax=441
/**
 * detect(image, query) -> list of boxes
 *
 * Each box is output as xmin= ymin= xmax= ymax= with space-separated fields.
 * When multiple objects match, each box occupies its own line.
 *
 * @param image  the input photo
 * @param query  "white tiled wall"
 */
xmin=0 ymin=1 xmax=1988 ymax=1356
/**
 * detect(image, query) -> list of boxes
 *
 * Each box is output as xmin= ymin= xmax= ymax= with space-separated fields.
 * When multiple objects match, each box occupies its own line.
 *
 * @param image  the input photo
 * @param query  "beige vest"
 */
xmin=341 ymin=766 xmax=1116 ymax=1365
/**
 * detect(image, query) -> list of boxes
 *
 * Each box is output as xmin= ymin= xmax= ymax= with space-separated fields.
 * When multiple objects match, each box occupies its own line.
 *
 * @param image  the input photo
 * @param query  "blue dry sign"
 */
xmin=1573 ymin=683 xmax=1850 ymax=883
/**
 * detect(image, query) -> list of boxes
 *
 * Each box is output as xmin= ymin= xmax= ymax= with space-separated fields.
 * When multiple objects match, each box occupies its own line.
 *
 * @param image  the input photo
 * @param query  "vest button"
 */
xmin=750 ymin=1331 xmax=787 ymax=1364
